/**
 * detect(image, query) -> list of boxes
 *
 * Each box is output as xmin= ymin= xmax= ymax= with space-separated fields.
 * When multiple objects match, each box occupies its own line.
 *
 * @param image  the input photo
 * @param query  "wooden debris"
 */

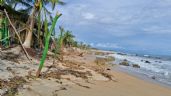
xmin=4 ymin=9 xmax=32 ymax=64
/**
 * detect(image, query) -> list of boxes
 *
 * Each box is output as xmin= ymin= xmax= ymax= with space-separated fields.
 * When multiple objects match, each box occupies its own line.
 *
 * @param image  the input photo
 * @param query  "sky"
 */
xmin=56 ymin=0 xmax=171 ymax=56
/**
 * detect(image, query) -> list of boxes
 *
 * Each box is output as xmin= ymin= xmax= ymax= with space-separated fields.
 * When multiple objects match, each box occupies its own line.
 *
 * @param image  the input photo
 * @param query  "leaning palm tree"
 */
xmin=0 ymin=0 xmax=64 ymax=77
xmin=1 ymin=0 xmax=65 ymax=48
xmin=21 ymin=0 xmax=65 ymax=48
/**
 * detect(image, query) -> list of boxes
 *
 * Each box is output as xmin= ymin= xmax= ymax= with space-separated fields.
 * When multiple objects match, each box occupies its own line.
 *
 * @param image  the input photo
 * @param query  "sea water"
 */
xmin=111 ymin=53 xmax=171 ymax=86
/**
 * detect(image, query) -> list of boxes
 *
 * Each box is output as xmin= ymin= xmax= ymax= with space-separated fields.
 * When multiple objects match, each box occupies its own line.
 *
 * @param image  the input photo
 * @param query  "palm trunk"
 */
xmin=22 ymin=10 xmax=35 ymax=48
xmin=23 ymin=0 xmax=40 ymax=48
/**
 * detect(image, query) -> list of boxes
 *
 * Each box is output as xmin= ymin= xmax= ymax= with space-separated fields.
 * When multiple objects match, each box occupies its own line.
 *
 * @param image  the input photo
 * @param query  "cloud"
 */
xmin=90 ymin=43 xmax=123 ymax=49
xmin=56 ymin=0 xmax=171 ymax=55
xmin=82 ymin=12 xmax=95 ymax=20
xmin=158 ymin=0 xmax=171 ymax=6
xmin=143 ymin=25 xmax=171 ymax=34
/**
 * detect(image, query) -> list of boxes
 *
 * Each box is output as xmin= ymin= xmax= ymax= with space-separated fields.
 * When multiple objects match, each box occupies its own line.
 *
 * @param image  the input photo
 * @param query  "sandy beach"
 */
xmin=57 ymin=50 xmax=171 ymax=96
xmin=1 ymin=1 xmax=171 ymax=96
xmin=58 ymin=70 xmax=171 ymax=96
xmin=0 ymin=49 xmax=171 ymax=96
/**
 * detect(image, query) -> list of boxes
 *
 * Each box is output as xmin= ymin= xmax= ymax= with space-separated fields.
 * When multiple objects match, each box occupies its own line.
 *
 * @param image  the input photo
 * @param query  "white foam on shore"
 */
xmin=110 ymin=53 xmax=171 ymax=86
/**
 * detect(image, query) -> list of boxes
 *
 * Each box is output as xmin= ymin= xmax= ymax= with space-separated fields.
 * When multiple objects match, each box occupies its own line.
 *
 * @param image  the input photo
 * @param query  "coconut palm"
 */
xmin=1 ymin=0 xmax=65 ymax=48
xmin=21 ymin=0 xmax=64 ymax=48
xmin=56 ymin=27 xmax=76 ymax=48
xmin=63 ymin=30 xmax=75 ymax=47
xmin=0 ymin=0 xmax=64 ymax=77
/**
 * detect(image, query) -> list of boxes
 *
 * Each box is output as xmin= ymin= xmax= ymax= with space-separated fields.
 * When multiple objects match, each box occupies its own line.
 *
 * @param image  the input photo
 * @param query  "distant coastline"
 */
xmin=97 ymin=47 xmax=171 ymax=61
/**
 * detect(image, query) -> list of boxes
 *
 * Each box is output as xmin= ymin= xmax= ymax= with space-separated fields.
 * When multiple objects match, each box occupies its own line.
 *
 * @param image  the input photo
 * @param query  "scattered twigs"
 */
xmin=4 ymin=9 xmax=32 ymax=64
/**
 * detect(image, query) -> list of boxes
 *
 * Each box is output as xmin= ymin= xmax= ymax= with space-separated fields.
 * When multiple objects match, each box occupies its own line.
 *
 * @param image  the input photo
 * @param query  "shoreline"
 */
xmin=57 ymin=65 xmax=171 ymax=96
xmin=90 ymin=49 xmax=171 ymax=89
xmin=110 ymin=51 xmax=171 ymax=88
xmin=56 ymin=49 xmax=171 ymax=96
xmin=113 ymin=66 xmax=171 ymax=89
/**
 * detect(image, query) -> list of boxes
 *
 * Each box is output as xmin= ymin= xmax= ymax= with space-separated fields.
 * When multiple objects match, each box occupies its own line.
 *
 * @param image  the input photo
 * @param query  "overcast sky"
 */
xmin=57 ymin=0 xmax=171 ymax=56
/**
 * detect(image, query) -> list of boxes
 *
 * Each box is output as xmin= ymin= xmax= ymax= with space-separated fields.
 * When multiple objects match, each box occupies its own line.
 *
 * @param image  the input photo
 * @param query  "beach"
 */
xmin=58 ymin=70 xmax=171 ymax=96
xmin=0 ymin=49 xmax=171 ymax=96
xmin=57 ymin=50 xmax=171 ymax=96
xmin=1 ymin=1 xmax=171 ymax=96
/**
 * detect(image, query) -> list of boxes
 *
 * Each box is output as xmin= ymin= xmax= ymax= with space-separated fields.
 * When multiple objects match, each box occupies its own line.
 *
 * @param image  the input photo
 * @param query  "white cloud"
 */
xmin=82 ymin=12 xmax=95 ymax=20
xmin=90 ymin=43 xmax=123 ymax=49
xmin=57 ymin=0 xmax=171 ymax=53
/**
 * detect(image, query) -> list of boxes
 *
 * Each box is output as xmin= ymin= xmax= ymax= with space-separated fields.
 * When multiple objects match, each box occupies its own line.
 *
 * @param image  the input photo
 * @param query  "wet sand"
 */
xmin=57 ymin=70 xmax=171 ymax=96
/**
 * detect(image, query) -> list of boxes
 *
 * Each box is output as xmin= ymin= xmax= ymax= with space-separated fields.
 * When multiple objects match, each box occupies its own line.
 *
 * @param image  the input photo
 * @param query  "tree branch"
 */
xmin=4 ymin=9 xmax=33 ymax=64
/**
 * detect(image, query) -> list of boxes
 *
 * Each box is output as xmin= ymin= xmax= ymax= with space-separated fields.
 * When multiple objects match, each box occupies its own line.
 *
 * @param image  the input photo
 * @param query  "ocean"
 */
xmin=110 ymin=52 xmax=171 ymax=86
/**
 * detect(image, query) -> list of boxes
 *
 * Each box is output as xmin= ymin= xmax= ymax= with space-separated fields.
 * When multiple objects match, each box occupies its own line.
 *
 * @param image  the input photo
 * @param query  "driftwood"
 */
xmin=78 ymin=52 xmax=84 ymax=57
xmin=4 ymin=9 xmax=32 ymax=63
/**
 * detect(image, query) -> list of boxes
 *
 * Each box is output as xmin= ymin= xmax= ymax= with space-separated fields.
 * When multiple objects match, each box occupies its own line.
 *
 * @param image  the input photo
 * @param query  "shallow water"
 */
xmin=111 ymin=53 xmax=171 ymax=86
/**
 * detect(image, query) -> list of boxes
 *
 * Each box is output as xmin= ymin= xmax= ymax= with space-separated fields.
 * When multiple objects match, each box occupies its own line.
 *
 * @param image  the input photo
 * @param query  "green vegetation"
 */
xmin=76 ymin=42 xmax=91 ymax=50
xmin=0 ymin=0 xmax=65 ymax=48
xmin=0 ymin=0 xmax=91 ymax=77
xmin=54 ymin=26 xmax=91 ymax=55
xmin=0 ymin=16 xmax=9 ymax=47
xmin=36 ymin=13 xmax=62 ymax=77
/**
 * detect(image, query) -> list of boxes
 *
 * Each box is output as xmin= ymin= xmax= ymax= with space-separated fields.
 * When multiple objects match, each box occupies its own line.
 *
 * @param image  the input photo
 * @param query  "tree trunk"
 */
xmin=22 ymin=14 xmax=34 ymax=47
xmin=22 ymin=6 xmax=37 ymax=48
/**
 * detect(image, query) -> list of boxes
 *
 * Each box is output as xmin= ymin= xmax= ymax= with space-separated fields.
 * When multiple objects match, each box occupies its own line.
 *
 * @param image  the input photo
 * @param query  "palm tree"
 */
xmin=58 ymin=26 xmax=65 ymax=51
xmin=1 ymin=0 xmax=65 ymax=48
xmin=21 ymin=0 xmax=65 ymax=48
xmin=52 ymin=27 xmax=75 ymax=61
xmin=0 ymin=0 xmax=65 ymax=77
xmin=63 ymin=30 xmax=75 ymax=47
xmin=56 ymin=27 xmax=75 ymax=48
